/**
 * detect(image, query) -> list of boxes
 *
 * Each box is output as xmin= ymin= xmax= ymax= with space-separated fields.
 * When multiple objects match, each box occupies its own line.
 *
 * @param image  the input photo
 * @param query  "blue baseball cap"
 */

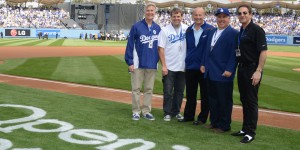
xmin=215 ymin=8 xmax=230 ymax=16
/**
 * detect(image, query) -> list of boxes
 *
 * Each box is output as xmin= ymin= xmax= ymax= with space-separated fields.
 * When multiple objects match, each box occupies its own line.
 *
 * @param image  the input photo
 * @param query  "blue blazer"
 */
xmin=185 ymin=22 xmax=214 ymax=70
xmin=202 ymin=26 xmax=238 ymax=82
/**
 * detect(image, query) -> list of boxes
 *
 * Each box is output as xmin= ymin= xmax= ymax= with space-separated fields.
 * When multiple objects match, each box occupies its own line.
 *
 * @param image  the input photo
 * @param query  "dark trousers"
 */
xmin=183 ymin=69 xmax=209 ymax=123
xmin=237 ymin=64 xmax=260 ymax=137
xmin=163 ymin=70 xmax=185 ymax=116
xmin=207 ymin=78 xmax=233 ymax=131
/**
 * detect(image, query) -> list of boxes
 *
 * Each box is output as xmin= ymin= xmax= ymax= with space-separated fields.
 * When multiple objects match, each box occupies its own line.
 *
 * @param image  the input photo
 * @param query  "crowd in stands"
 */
xmin=0 ymin=6 xmax=70 ymax=29
xmin=0 ymin=5 xmax=299 ymax=36
xmin=155 ymin=11 xmax=300 ymax=36
xmin=79 ymin=32 xmax=127 ymax=41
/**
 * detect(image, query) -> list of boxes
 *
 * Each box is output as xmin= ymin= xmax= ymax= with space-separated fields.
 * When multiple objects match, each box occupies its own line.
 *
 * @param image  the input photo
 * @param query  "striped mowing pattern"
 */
xmin=0 ymin=39 xmax=299 ymax=113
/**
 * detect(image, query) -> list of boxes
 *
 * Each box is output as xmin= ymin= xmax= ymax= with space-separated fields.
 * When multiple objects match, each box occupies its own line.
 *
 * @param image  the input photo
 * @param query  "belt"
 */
xmin=238 ymin=62 xmax=257 ymax=67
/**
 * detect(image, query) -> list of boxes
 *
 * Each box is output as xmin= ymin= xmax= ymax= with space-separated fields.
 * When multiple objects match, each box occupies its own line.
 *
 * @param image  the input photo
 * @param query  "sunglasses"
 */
xmin=238 ymin=12 xmax=248 ymax=16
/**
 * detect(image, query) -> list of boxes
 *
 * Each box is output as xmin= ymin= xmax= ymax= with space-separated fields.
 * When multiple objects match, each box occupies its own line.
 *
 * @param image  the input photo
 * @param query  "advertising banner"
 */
xmin=36 ymin=30 xmax=60 ymax=38
xmin=5 ymin=29 xmax=30 ymax=37
xmin=293 ymin=37 xmax=300 ymax=44
xmin=266 ymin=36 xmax=287 ymax=44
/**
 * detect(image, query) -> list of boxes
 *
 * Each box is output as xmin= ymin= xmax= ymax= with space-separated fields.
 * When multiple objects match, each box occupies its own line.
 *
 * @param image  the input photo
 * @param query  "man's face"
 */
xmin=145 ymin=6 xmax=156 ymax=21
xmin=192 ymin=8 xmax=205 ymax=25
xmin=216 ymin=13 xmax=230 ymax=29
xmin=171 ymin=12 xmax=183 ymax=27
xmin=237 ymin=7 xmax=252 ymax=24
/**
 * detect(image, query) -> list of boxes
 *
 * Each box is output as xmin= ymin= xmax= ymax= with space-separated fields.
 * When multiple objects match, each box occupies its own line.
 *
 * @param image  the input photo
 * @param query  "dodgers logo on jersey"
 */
xmin=140 ymin=35 xmax=158 ymax=44
xmin=153 ymin=30 xmax=156 ymax=35
xmin=168 ymin=32 xmax=186 ymax=43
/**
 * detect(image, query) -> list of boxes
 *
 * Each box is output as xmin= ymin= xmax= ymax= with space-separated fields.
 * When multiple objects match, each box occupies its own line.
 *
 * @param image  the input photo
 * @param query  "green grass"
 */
xmin=0 ymin=83 xmax=299 ymax=150
xmin=1 ymin=53 xmax=300 ymax=113
xmin=0 ymin=38 xmax=127 ymax=47
xmin=269 ymin=45 xmax=300 ymax=52
xmin=49 ymin=39 xmax=65 ymax=46
xmin=0 ymin=39 xmax=300 ymax=113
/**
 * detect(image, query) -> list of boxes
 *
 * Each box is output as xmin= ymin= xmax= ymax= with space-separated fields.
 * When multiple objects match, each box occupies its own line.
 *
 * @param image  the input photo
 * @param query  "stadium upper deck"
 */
xmin=0 ymin=0 xmax=299 ymax=36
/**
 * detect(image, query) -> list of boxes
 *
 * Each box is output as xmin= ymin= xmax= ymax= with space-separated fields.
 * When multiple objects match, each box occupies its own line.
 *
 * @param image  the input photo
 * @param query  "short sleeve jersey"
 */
xmin=158 ymin=23 xmax=188 ymax=71
xmin=237 ymin=21 xmax=268 ymax=63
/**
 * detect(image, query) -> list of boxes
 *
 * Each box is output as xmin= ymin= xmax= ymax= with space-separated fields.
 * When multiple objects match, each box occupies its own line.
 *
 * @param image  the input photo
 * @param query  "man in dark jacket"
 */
xmin=179 ymin=7 xmax=213 ymax=125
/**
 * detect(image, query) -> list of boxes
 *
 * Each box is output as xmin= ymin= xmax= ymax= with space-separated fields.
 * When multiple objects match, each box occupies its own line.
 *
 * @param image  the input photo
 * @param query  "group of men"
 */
xmin=124 ymin=3 xmax=267 ymax=144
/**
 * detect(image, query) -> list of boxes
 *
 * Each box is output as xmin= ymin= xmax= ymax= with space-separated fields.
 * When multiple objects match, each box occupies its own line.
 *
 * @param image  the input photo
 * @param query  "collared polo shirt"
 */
xmin=237 ymin=20 xmax=268 ymax=63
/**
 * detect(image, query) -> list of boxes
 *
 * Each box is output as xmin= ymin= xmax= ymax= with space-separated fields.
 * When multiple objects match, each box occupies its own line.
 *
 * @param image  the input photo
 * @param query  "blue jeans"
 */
xmin=162 ymin=70 xmax=185 ymax=116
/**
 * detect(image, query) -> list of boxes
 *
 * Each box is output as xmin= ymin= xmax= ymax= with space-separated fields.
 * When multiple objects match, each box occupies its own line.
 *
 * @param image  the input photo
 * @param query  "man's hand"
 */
xmin=200 ymin=66 xmax=205 ymax=73
xmin=251 ymin=71 xmax=262 ymax=86
xmin=162 ymin=66 xmax=168 ymax=76
xmin=222 ymin=71 xmax=232 ymax=77
xmin=128 ymin=65 xmax=134 ymax=72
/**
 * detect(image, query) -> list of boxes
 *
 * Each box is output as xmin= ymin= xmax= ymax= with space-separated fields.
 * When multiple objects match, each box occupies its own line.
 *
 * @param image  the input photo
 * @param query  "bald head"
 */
xmin=192 ymin=7 xmax=205 ymax=16
xmin=192 ymin=7 xmax=206 ymax=26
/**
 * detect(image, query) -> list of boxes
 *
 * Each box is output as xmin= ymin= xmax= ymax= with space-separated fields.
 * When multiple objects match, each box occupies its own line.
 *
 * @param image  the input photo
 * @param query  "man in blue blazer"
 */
xmin=179 ymin=7 xmax=214 ymax=125
xmin=200 ymin=8 xmax=238 ymax=132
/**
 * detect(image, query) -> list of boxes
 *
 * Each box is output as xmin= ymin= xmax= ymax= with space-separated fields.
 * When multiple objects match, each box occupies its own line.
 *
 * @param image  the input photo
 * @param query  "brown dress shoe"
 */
xmin=213 ymin=128 xmax=225 ymax=133
xmin=204 ymin=124 xmax=214 ymax=129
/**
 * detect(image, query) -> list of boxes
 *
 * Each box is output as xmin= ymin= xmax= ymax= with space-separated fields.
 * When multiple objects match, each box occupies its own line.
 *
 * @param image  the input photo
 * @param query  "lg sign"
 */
xmin=10 ymin=29 xmax=17 ymax=36
xmin=5 ymin=29 xmax=30 ymax=36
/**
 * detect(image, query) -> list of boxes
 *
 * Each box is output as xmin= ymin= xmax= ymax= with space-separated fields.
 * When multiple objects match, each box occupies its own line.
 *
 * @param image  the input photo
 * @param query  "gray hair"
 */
xmin=144 ymin=2 xmax=156 ymax=12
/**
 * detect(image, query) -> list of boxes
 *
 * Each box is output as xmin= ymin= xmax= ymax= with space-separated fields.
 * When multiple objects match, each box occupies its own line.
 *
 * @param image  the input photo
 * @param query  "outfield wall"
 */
xmin=0 ymin=28 xmax=299 ymax=46
xmin=0 ymin=28 xmax=103 ymax=39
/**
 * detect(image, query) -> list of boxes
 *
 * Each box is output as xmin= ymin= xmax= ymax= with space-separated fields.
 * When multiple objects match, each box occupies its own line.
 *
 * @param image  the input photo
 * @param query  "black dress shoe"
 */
xmin=178 ymin=119 xmax=193 ymax=122
xmin=231 ymin=130 xmax=246 ymax=136
xmin=240 ymin=135 xmax=255 ymax=144
xmin=193 ymin=120 xmax=204 ymax=125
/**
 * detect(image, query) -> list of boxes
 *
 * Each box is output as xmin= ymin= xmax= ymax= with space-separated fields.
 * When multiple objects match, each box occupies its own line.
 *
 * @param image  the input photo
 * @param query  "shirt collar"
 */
xmin=192 ymin=22 xmax=206 ymax=31
xmin=240 ymin=20 xmax=254 ymax=31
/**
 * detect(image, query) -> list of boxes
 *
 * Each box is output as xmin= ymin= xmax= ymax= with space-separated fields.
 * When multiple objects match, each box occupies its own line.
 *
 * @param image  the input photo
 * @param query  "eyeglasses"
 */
xmin=238 ymin=12 xmax=248 ymax=16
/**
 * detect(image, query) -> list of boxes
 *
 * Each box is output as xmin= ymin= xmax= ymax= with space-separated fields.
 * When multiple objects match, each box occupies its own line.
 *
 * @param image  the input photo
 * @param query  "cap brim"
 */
xmin=215 ymin=13 xmax=230 ymax=16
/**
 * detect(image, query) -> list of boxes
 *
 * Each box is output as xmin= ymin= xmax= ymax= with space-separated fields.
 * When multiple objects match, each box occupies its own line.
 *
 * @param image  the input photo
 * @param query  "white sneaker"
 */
xmin=175 ymin=114 xmax=184 ymax=120
xmin=164 ymin=115 xmax=171 ymax=121
xmin=132 ymin=113 xmax=140 ymax=121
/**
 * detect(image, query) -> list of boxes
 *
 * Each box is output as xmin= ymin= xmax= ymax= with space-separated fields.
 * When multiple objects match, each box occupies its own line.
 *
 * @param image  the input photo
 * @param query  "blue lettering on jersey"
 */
xmin=168 ymin=33 xmax=186 ymax=43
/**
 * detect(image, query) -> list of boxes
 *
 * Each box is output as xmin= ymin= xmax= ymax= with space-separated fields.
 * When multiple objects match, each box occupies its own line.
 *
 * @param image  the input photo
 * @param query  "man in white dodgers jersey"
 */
xmin=124 ymin=3 xmax=161 ymax=121
xmin=158 ymin=7 xmax=188 ymax=121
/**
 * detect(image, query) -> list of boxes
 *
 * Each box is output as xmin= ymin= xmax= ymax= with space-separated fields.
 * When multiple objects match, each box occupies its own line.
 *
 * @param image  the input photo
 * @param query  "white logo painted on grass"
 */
xmin=0 ymin=104 xmax=190 ymax=150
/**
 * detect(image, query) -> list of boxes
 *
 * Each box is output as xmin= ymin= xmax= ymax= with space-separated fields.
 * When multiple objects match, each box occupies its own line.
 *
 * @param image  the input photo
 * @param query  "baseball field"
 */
xmin=0 ymin=38 xmax=299 ymax=149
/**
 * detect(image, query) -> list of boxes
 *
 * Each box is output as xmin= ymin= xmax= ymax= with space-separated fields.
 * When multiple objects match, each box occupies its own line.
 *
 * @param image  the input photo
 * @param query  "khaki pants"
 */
xmin=131 ymin=69 xmax=156 ymax=115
